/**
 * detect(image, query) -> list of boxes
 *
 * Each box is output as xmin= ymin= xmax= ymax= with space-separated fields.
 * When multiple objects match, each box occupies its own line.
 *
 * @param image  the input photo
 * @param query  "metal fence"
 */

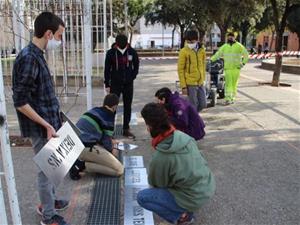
xmin=0 ymin=1 xmax=112 ymax=224
xmin=0 ymin=0 xmax=112 ymax=94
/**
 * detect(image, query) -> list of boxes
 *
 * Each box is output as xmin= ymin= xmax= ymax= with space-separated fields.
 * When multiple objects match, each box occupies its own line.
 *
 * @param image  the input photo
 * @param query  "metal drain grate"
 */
xmin=114 ymin=124 xmax=123 ymax=137
xmin=86 ymin=113 xmax=125 ymax=225
xmin=87 ymin=175 xmax=121 ymax=225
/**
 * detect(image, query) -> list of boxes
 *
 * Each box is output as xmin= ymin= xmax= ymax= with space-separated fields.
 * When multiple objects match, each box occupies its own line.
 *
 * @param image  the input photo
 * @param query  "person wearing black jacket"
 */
xmin=104 ymin=34 xmax=139 ymax=138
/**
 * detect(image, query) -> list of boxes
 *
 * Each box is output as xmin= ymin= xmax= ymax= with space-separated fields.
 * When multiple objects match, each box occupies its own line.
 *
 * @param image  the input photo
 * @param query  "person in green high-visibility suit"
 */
xmin=211 ymin=33 xmax=249 ymax=105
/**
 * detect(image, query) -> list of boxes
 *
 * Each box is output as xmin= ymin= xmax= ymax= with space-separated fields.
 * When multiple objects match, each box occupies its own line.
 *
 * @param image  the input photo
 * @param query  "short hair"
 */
xmin=185 ymin=30 xmax=198 ymax=41
xmin=141 ymin=103 xmax=171 ymax=137
xmin=155 ymin=87 xmax=172 ymax=103
xmin=227 ymin=32 xmax=235 ymax=37
xmin=103 ymin=94 xmax=119 ymax=107
xmin=34 ymin=12 xmax=65 ymax=38
xmin=115 ymin=34 xmax=128 ymax=45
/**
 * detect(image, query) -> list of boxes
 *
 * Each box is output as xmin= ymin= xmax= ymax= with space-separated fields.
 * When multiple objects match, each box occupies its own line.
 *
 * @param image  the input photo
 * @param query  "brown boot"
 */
xmin=123 ymin=129 xmax=135 ymax=139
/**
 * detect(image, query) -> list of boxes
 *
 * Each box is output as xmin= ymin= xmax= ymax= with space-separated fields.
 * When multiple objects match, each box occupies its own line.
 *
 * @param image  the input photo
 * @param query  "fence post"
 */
xmin=0 ymin=58 xmax=22 ymax=224
xmin=12 ymin=0 xmax=26 ymax=53
xmin=0 ymin=173 xmax=8 ymax=225
xmin=83 ymin=0 xmax=93 ymax=110
xmin=103 ymin=0 xmax=107 ymax=55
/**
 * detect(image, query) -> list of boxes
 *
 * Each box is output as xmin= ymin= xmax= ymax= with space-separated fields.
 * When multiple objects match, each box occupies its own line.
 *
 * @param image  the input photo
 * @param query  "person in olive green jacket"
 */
xmin=211 ymin=32 xmax=249 ymax=105
xmin=177 ymin=30 xmax=207 ymax=112
xmin=137 ymin=103 xmax=215 ymax=225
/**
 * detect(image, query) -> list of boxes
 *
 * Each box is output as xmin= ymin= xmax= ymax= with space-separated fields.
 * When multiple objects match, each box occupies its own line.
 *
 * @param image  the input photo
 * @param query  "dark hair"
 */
xmin=103 ymin=94 xmax=119 ymax=107
xmin=185 ymin=30 xmax=198 ymax=41
xmin=115 ymin=34 xmax=128 ymax=49
xmin=227 ymin=32 xmax=235 ymax=37
xmin=141 ymin=103 xmax=171 ymax=137
xmin=34 ymin=12 xmax=65 ymax=38
xmin=155 ymin=87 xmax=172 ymax=103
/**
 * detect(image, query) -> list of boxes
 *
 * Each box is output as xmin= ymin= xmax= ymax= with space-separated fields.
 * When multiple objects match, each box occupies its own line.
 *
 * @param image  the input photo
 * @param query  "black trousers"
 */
xmin=111 ymin=82 xmax=133 ymax=130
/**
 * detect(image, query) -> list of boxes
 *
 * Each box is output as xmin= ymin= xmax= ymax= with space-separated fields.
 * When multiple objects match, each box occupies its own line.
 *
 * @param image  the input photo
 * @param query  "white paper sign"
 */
xmin=33 ymin=122 xmax=85 ymax=186
xmin=124 ymin=156 xmax=144 ymax=168
xmin=124 ymin=186 xmax=154 ymax=225
xmin=125 ymin=168 xmax=149 ymax=186
xmin=117 ymin=142 xmax=138 ymax=151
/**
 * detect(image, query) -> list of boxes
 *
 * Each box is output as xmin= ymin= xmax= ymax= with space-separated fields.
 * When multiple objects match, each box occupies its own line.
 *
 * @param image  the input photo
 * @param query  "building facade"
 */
xmin=131 ymin=17 xmax=180 ymax=49
xmin=256 ymin=30 xmax=300 ymax=51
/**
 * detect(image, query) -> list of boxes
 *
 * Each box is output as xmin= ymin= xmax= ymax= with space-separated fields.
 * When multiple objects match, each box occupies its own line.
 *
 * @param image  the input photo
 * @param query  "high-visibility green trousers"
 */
xmin=224 ymin=68 xmax=240 ymax=101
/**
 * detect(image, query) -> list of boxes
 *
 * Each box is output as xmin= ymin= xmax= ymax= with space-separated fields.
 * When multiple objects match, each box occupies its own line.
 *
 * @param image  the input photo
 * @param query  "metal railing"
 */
xmin=0 ymin=1 xmax=112 ymax=224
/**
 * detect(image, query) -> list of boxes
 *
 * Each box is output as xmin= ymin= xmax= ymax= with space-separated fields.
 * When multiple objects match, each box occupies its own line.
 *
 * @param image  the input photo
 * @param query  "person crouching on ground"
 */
xmin=69 ymin=93 xmax=124 ymax=180
xmin=155 ymin=87 xmax=205 ymax=141
xmin=137 ymin=103 xmax=215 ymax=225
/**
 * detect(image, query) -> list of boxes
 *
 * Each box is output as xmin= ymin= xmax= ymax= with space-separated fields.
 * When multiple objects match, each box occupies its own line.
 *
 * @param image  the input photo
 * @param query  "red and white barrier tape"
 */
xmin=140 ymin=56 xmax=178 ymax=61
xmin=249 ymin=51 xmax=300 ymax=59
xmin=140 ymin=52 xmax=300 ymax=61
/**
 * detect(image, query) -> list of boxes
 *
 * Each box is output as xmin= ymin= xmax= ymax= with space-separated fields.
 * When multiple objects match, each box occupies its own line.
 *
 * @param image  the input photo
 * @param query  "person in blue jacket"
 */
xmin=69 ymin=94 xmax=124 ymax=180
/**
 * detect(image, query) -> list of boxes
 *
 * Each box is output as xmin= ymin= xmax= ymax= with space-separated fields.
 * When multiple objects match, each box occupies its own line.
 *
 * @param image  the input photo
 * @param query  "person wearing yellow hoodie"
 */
xmin=177 ymin=30 xmax=207 ymax=112
xmin=211 ymin=33 xmax=249 ymax=105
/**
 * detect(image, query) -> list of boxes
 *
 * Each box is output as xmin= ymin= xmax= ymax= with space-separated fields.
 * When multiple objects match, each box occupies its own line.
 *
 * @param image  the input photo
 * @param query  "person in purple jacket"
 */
xmin=155 ymin=87 xmax=205 ymax=141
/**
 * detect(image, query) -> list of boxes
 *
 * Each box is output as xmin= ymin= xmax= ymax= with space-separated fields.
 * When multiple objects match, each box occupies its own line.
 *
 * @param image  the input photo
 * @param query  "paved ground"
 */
xmin=1 ymin=60 xmax=300 ymax=225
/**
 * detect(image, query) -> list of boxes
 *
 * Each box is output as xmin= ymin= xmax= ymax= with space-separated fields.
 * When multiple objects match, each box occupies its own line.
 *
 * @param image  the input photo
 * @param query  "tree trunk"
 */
xmin=219 ymin=25 xmax=226 ymax=45
xmin=198 ymin=30 xmax=206 ymax=44
xmin=172 ymin=26 xmax=176 ymax=49
xmin=298 ymin=33 xmax=300 ymax=51
xmin=242 ymin=30 xmax=248 ymax=46
xmin=180 ymin=25 xmax=185 ymax=49
xmin=129 ymin=27 xmax=133 ymax=45
xmin=272 ymin=55 xmax=282 ymax=86
xmin=272 ymin=31 xmax=283 ymax=86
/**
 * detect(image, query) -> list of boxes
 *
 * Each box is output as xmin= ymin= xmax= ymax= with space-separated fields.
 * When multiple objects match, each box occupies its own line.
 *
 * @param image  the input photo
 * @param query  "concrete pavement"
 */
xmin=1 ymin=60 xmax=300 ymax=225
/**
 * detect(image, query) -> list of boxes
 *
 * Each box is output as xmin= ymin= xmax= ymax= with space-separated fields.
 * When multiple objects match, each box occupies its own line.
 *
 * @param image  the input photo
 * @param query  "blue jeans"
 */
xmin=187 ymin=85 xmax=207 ymax=112
xmin=137 ymin=188 xmax=191 ymax=224
xmin=31 ymin=137 xmax=56 ymax=220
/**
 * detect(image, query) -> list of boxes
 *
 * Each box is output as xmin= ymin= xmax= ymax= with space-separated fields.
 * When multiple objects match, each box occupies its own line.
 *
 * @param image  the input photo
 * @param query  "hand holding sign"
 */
xmin=34 ymin=122 xmax=85 ymax=186
xmin=45 ymin=123 xmax=58 ymax=140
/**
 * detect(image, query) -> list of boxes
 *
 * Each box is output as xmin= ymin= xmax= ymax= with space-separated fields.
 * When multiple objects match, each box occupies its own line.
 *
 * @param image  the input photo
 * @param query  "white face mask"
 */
xmin=46 ymin=37 xmax=62 ymax=50
xmin=117 ymin=47 xmax=127 ymax=55
xmin=187 ymin=43 xmax=197 ymax=49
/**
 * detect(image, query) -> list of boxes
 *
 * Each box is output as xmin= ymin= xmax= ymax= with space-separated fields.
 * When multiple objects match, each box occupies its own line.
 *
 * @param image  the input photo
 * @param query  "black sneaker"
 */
xmin=74 ymin=159 xmax=86 ymax=172
xmin=123 ymin=129 xmax=135 ymax=139
xmin=69 ymin=165 xmax=81 ymax=180
xmin=40 ymin=214 xmax=70 ymax=225
xmin=37 ymin=200 xmax=69 ymax=216
xmin=69 ymin=160 xmax=86 ymax=180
